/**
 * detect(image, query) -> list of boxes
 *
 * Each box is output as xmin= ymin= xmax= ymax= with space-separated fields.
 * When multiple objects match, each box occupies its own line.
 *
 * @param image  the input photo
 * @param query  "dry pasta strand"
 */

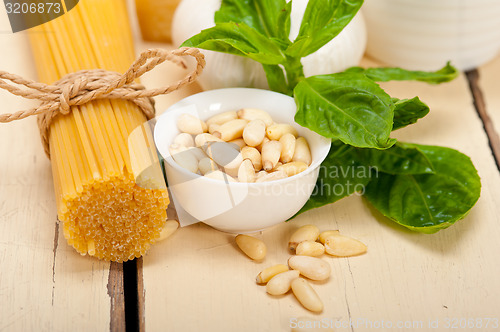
xmin=28 ymin=0 xmax=169 ymax=262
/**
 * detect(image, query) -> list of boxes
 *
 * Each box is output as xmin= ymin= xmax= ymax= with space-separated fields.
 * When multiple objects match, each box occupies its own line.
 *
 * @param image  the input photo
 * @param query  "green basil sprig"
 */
xmin=182 ymin=0 xmax=480 ymax=233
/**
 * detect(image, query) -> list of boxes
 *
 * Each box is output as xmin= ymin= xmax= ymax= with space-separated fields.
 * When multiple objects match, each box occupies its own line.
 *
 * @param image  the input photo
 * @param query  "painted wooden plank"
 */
xmin=0 ymin=15 xmax=117 ymax=332
xmin=477 ymin=56 xmax=500 ymax=167
xmin=141 ymin=56 xmax=500 ymax=331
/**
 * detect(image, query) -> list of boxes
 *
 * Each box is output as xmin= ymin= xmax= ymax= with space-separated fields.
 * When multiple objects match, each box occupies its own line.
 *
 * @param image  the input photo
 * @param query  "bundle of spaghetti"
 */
xmin=28 ymin=0 xmax=169 ymax=262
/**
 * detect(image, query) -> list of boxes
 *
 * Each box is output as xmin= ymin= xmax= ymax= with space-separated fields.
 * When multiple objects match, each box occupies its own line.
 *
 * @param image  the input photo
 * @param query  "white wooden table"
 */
xmin=1 ymin=4 xmax=500 ymax=332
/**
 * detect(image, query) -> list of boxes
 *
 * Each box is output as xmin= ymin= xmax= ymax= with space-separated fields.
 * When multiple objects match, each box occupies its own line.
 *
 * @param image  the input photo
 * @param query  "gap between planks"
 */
xmin=466 ymin=69 xmax=500 ymax=170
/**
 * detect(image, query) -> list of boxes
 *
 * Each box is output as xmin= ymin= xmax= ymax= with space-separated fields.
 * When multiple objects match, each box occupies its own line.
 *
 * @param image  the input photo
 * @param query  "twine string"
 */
xmin=0 ymin=47 xmax=205 ymax=157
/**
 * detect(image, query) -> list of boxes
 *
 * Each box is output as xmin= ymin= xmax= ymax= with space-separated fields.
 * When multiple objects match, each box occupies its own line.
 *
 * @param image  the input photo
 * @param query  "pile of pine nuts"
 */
xmin=235 ymin=225 xmax=367 ymax=312
xmin=170 ymin=108 xmax=312 ymax=182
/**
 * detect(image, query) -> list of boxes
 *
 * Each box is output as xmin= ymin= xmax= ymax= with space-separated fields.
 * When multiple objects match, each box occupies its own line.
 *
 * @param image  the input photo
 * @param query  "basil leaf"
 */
xmin=363 ymin=62 xmax=458 ymax=84
xmin=286 ymin=0 xmax=363 ymax=58
xmin=215 ymin=0 xmax=292 ymax=43
xmin=356 ymin=142 xmax=434 ymax=175
xmin=181 ymin=22 xmax=286 ymax=65
xmin=295 ymin=140 xmax=373 ymax=216
xmin=294 ymin=73 xmax=396 ymax=149
xmin=364 ymin=144 xmax=481 ymax=233
xmin=393 ymin=97 xmax=430 ymax=130
xmin=262 ymin=64 xmax=289 ymax=95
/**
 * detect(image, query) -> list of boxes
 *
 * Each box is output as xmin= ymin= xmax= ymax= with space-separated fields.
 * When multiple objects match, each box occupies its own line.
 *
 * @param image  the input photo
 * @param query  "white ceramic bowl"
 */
xmin=362 ymin=0 xmax=500 ymax=70
xmin=154 ymin=88 xmax=331 ymax=233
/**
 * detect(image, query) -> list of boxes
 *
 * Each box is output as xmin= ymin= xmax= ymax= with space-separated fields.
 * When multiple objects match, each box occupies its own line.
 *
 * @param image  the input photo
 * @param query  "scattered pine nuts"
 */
xmin=324 ymin=235 xmax=367 ymax=257
xmin=157 ymin=220 xmax=179 ymax=242
xmin=172 ymin=110 xmax=312 ymax=182
xmin=291 ymin=278 xmax=324 ymax=313
xmin=295 ymin=241 xmax=325 ymax=257
xmin=256 ymin=264 xmax=289 ymax=284
xmin=266 ymin=270 xmax=300 ymax=295
xmin=252 ymin=227 xmax=366 ymax=313
xmin=235 ymin=234 xmax=267 ymax=260
xmin=288 ymin=256 xmax=331 ymax=281
xmin=318 ymin=230 xmax=340 ymax=244
xmin=288 ymin=225 xmax=320 ymax=252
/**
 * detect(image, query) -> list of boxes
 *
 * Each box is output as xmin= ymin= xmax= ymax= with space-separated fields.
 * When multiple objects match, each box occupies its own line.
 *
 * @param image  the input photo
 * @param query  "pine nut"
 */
xmin=295 ymin=241 xmax=325 ymax=257
xmin=185 ymin=146 xmax=207 ymax=161
xmin=266 ymin=123 xmax=298 ymax=140
xmin=288 ymin=256 xmax=330 ymax=281
xmin=279 ymin=133 xmax=296 ymax=163
xmin=256 ymin=264 xmax=289 ymax=284
xmin=204 ymin=170 xmax=237 ymax=182
xmin=292 ymin=137 xmax=312 ymax=166
xmin=206 ymin=111 xmax=237 ymax=126
xmin=288 ymin=224 xmax=320 ymax=252
xmin=266 ymin=270 xmax=300 ymax=295
xmin=198 ymin=157 xmax=218 ymax=175
xmin=241 ymin=146 xmax=262 ymax=171
xmin=255 ymin=137 xmax=270 ymax=152
xmin=215 ymin=119 xmax=248 ymax=141
xmin=228 ymin=138 xmax=246 ymax=150
xmin=269 ymin=162 xmax=283 ymax=172
xmin=255 ymin=170 xmax=287 ymax=183
xmin=194 ymin=133 xmax=223 ymax=147
xmin=173 ymin=133 xmax=195 ymax=148
xmin=158 ymin=219 xmax=179 ymax=241
xmin=177 ymin=114 xmax=208 ymax=135
xmin=262 ymin=140 xmax=282 ymax=171
xmin=277 ymin=161 xmax=308 ymax=177
xmin=291 ymin=278 xmax=323 ymax=313
xmin=255 ymin=170 xmax=268 ymax=181
xmin=235 ymin=234 xmax=267 ymax=260
xmin=223 ymin=153 xmax=244 ymax=178
xmin=204 ymin=142 xmax=241 ymax=167
xmin=324 ymin=235 xmax=367 ymax=257
xmin=169 ymin=144 xmax=198 ymax=173
xmin=238 ymin=159 xmax=256 ymax=183
xmin=237 ymin=108 xmax=273 ymax=127
xmin=208 ymin=123 xmax=221 ymax=135
xmin=318 ymin=230 xmax=340 ymax=244
xmin=243 ymin=119 xmax=266 ymax=147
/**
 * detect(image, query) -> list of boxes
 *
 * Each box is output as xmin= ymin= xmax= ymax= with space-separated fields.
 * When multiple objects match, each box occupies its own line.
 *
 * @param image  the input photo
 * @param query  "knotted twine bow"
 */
xmin=0 ymin=47 xmax=205 ymax=157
